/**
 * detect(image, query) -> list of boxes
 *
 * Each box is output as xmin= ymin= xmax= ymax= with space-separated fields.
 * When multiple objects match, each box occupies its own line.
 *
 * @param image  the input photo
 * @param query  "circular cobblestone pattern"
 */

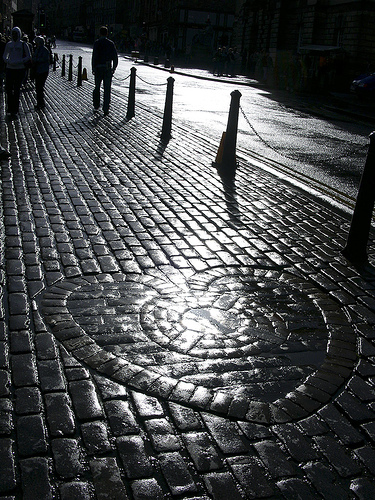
xmin=41 ymin=267 xmax=356 ymax=422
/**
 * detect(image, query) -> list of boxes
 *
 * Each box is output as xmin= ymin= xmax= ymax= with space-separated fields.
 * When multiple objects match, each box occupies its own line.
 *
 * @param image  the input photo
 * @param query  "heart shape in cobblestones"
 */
xmin=41 ymin=268 xmax=357 ymax=423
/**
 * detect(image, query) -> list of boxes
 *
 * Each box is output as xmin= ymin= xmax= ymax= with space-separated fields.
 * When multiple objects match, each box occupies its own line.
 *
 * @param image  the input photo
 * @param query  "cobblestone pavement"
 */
xmin=1 ymin=71 xmax=375 ymax=500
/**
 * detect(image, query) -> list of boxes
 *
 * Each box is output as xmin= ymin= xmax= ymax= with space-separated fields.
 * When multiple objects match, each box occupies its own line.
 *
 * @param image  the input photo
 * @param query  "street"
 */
xmin=54 ymin=40 xmax=373 ymax=213
xmin=2 ymin=39 xmax=375 ymax=499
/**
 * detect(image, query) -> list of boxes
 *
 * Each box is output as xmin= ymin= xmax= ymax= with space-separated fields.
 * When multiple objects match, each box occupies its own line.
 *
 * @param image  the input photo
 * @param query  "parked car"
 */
xmin=350 ymin=73 xmax=375 ymax=99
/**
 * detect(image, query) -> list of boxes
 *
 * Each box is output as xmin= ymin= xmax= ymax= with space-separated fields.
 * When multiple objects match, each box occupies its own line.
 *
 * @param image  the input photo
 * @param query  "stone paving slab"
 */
xmin=1 ymin=71 xmax=375 ymax=499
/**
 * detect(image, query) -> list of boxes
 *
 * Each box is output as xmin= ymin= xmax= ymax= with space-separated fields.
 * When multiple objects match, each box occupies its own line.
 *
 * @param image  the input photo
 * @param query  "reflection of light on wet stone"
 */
xmin=36 ymin=256 xmax=361 ymax=425
xmin=68 ymin=282 xmax=153 ymax=345
xmin=64 ymin=270 xmax=335 ymax=404
xmin=180 ymin=305 xmax=283 ymax=356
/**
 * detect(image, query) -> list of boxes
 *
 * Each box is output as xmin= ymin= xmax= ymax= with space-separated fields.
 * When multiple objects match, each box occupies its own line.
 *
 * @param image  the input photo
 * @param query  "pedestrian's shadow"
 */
xmin=219 ymin=172 xmax=244 ymax=227
xmin=71 ymin=112 xmax=102 ymax=129
xmin=88 ymin=112 xmax=105 ymax=127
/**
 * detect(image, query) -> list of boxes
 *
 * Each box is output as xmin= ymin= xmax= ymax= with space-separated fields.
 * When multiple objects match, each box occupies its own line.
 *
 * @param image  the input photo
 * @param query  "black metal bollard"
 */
xmin=61 ymin=54 xmax=65 ymax=77
xmin=342 ymin=132 xmax=375 ymax=265
xmin=214 ymin=90 xmax=242 ymax=179
xmin=77 ymin=56 xmax=82 ymax=87
xmin=53 ymin=53 xmax=57 ymax=72
xmin=161 ymin=76 xmax=174 ymax=141
xmin=68 ymin=54 xmax=73 ymax=81
xmin=126 ymin=67 xmax=136 ymax=119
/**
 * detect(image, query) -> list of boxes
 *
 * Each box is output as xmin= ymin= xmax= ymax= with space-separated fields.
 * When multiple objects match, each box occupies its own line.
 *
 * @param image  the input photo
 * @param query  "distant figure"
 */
xmin=3 ymin=27 xmax=31 ymax=116
xmin=21 ymin=34 xmax=33 ymax=86
xmin=0 ymin=34 xmax=7 ymax=91
xmin=91 ymin=26 xmax=118 ymax=116
xmin=32 ymin=36 xmax=50 ymax=110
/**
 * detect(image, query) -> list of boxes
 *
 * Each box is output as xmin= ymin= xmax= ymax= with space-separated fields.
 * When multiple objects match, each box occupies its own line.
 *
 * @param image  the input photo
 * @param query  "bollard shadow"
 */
xmin=218 ymin=171 xmax=244 ymax=227
xmin=154 ymin=137 xmax=169 ymax=159
xmin=352 ymin=260 xmax=375 ymax=283
xmin=5 ymin=114 xmax=19 ymax=122
xmin=342 ymin=251 xmax=375 ymax=287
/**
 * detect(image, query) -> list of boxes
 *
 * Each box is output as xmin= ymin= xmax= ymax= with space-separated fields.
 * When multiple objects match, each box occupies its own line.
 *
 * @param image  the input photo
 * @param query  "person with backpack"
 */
xmin=2 ymin=27 xmax=31 ymax=116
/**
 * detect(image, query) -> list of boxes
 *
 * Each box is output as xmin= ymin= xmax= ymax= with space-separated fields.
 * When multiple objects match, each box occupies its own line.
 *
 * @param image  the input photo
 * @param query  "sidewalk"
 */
xmin=1 ymin=70 xmax=375 ymax=499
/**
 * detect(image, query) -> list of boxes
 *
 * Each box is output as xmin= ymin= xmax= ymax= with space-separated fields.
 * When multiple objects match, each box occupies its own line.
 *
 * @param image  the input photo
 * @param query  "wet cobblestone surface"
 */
xmin=1 ymin=72 xmax=375 ymax=498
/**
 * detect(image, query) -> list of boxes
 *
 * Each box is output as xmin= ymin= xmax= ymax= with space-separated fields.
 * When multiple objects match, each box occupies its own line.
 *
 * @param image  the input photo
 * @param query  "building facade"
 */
xmin=1 ymin=0 xmax=18 ymax=33
xmin=140 ymin=1 xmax=235 ymax=61
xmin=2 ymin=1 xmax=374 ymax=89
xmin=233 ymin=0 xmax=375 ymax=91
xmin=41 ymin=0 xmax=235 ymax=60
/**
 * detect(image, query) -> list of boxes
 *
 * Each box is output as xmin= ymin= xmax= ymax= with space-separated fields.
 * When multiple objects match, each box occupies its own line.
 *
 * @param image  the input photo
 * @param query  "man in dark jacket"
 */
xmin=92 ymin=26 xmax=118 ymax=116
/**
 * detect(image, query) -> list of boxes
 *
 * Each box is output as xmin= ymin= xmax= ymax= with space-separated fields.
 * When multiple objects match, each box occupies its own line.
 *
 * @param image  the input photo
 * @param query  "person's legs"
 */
xmin=102 ymin=70 xmax=112 ymax=114
xmin=35 ymin=72 xmax=48 ymax=108
xmin=9 ymin=69 xmax=25 ymax=114
xmin=5 ymin=69 xmax=16 ymax=113
xmin=93 ymin=69 xmax=104 ymax=110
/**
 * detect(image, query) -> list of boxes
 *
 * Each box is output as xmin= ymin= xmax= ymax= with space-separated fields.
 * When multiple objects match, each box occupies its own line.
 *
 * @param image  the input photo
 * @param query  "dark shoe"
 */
xmin=104 ymin=110 xmax=109 ymax=116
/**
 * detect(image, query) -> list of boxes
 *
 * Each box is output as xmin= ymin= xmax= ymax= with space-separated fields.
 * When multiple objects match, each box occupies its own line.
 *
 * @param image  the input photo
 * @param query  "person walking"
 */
xmin=0 ymin=34 xmax=7 ymax=92
xmin=2 ymin=27 xmax=31 ymax=116
xmin=32 ymin=36 xmax=50 ymax=110
xmin=92 ymin=26 xmax=118 ymax=116
xmin=21 ymin=34 xmax=33 ymax=87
